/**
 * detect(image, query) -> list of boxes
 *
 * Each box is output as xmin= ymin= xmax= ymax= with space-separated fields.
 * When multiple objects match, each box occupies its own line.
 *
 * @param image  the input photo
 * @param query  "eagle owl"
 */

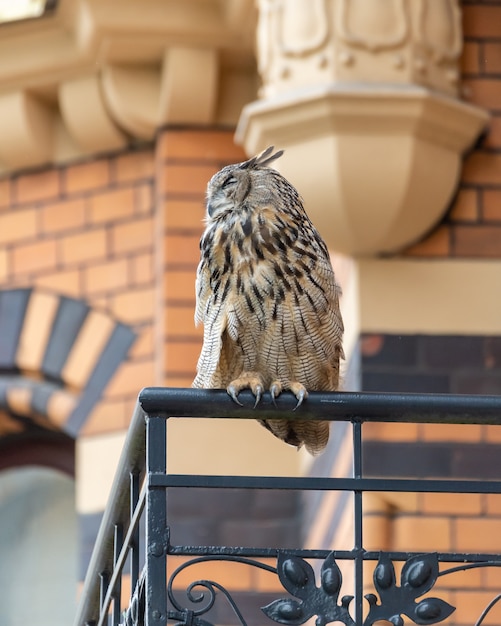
xmin=192 ymin=147 xmax=344 ymax=455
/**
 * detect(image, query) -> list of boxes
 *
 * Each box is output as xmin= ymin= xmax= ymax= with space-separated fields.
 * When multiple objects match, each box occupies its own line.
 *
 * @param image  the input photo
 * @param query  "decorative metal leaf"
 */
xmin=262 ymin=552 xmax=355 ymax=626
xmin=367 ymin=553 xmax=456 ymax=626
xmin=278 ymin=554 xmax=316 ymax=599
xmin=262 ymin=598 xmax=309 ymax=626
xmin=409 ymin=597 xmax=455 ymax=625
xmin=373 ymin=553 xmax=396 ymax=594
xmin=401 ymin=554 xmax=439 ymax=597
xmin=320 ymin=552 xmax=342 ymax=598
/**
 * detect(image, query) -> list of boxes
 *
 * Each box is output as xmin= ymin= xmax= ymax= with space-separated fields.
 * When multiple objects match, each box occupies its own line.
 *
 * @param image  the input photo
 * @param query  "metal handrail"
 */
xmin=138 ymin=387 xmax=501 ymax=423
xmin=74 ymin=388 xmax=501 ymax=626
xmin=74 ymin=401 xmax=147 ymax=626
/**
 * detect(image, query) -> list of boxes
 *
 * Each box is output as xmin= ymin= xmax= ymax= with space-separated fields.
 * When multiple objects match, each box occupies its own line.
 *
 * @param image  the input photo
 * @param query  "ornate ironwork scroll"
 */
xmin=121 ymin=551 xmax=501 ymax=626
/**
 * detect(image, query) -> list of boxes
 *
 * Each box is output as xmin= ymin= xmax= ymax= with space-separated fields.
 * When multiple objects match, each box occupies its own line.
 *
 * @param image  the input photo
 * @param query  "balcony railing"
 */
xmin=73 ymin=388 xmax=501 ymax=626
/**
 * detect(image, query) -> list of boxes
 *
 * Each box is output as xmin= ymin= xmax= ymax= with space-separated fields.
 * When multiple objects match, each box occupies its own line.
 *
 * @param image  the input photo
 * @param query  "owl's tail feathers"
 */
xmin=292 ymin=420 xmax=330 ymax=455
xmin=260 ymin=419 xmax=330 ymax=456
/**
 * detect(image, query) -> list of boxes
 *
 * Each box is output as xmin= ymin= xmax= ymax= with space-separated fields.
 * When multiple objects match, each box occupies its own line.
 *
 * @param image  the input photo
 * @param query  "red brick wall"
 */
xmin=404 ymin=1 xmax=501 ymax=259
xmin=0 ymin=149 xmax=157 ymax=435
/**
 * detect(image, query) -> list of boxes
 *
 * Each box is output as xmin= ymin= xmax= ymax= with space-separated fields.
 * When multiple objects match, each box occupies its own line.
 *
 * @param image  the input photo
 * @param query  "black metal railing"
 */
xmin=73 ymin=388 xmax=501 ymax=626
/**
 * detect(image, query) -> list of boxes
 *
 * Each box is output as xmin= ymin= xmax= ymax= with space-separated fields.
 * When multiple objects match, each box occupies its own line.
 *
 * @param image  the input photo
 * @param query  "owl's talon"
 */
xmin=293 ymin=394 xmax=305 ymax=411
xmin=227 ymin=386 xmax=244 ymax=406
xmin=291 ymin=384 xmax=308 ymax=411
xmin=270 ymin=381 xmax=282 ymax=407
xmin=227 ymin=372 xmax=265 ymax=408
xmin=253 ymin=385 xmax=263 ymax=408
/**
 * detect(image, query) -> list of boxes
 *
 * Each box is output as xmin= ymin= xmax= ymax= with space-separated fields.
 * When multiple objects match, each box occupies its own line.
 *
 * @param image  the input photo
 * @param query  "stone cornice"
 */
xmin=0 ymin=1 xmax=256 ymax=88
xmin=0 ymin=0 xmax=258 ymax=173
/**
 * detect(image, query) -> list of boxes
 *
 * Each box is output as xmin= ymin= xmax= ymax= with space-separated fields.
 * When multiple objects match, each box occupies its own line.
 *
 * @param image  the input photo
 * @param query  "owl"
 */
xmin=192 ymin=147 xmax=344 ymax=455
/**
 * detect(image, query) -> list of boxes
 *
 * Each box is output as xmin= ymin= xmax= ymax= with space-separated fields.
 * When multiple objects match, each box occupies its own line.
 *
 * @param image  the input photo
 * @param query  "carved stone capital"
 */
xmin=257 ymin=0 xmax=462 ymax=99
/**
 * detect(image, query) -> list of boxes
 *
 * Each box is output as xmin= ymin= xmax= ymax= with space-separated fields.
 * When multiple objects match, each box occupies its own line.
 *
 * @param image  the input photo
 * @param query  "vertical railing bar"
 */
xmin=353 ymin=420 xmax=364 ymax=626
xmin=112 ymin=524 xmax=124 ymax=626
xmin=145 ymin=414 xmax=168 ymax=626
xmin=95 ymin=490 xmax=147 ymax=626
xmin=99 ymin=571 xmax=109 ymax=626
xmin=130 ymin=471 xmax=140 ymax=595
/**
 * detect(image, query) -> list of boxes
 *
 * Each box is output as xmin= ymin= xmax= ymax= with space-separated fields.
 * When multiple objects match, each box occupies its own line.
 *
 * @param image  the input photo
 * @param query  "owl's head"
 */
xmin=206 ymin=146 xmax=284 ymax=220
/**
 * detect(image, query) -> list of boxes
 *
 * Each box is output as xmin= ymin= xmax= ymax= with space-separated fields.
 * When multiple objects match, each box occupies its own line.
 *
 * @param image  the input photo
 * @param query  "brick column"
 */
xmin=156 ymin=128 xmax=245 ymax=387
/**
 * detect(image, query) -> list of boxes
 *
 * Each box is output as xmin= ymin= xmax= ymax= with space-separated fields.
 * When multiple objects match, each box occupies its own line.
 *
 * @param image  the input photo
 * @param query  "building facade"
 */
xmin=0 ymin=1 xmax=499 ymax=625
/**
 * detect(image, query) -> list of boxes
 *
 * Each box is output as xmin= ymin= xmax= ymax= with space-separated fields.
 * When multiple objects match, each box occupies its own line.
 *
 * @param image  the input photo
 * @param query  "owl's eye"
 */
xmin=221 ymin=176 xmax=237 ymax=189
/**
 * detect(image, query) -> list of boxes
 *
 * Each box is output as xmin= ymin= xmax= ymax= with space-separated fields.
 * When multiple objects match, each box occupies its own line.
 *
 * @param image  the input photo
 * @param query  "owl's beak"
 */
xmin=207 ymin=202 xmax=215 ymax=218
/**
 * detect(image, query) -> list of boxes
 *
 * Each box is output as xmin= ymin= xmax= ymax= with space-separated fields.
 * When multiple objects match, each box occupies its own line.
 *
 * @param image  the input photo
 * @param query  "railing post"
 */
xmin=130 ymin=471 xmax=140 ymax=594
xmin=112 ymin=524 xmax=123 ymax=626
xmin=145 ymin=414 xmax=168 ymax=626
xmin=353 ymin=420 xmax=364 ymax=626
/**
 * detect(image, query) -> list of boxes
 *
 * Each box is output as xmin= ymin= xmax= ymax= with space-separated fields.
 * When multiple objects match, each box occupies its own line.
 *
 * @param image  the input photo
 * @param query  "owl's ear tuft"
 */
xmin=240 ymin=146 xmax=284 ymax=170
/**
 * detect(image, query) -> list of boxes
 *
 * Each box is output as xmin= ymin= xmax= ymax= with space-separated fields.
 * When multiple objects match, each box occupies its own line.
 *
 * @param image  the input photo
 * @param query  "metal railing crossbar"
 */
xmin=149 ymin=473 xmax=501 ymax=494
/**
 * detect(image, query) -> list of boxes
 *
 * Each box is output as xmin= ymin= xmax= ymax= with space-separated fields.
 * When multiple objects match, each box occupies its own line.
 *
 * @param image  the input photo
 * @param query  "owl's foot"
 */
xmin=227 ymin=372 xmax=265 ymax=408
xmin=270 ymin=380 xmax=308 ymax=410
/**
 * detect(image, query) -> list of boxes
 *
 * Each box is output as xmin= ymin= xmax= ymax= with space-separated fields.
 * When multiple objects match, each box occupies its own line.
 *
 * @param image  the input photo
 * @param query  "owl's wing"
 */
xmin=193 ymin=259 xmax=222 ymax=387
xmin=266 ymin=228 xmax=344 ymax=391
xmin=194 ymin=257 xmax=210 ymax=329
xmin=193 ymin=258 xmax=243 ymax=388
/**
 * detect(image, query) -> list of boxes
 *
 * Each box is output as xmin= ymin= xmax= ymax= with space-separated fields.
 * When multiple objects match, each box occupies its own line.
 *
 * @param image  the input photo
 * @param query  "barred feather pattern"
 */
xmin=193 ymin=147 xmax=344 ymax=455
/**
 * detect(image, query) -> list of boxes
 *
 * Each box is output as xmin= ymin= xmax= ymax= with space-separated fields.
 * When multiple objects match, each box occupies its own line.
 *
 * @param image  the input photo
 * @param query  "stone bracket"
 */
xmin=237 ymin=85 xmax=489 ymax=256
